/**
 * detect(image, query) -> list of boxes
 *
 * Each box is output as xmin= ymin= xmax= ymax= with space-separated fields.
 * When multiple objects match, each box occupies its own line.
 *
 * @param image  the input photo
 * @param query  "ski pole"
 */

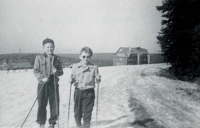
xmin=95 ymin=75 xmax=101 ymax=128
xmin=67 ymin=83 xmax=73 ymax=128
xmin=53 ymin=73 xmax=59 ymax=128
xmin=95 ymin=83 xmax=99 ymax=128
xmin=21 ymin=83 xmax=45 ymax=128
xmin=52 ymin=56 xmax=59 ymax=128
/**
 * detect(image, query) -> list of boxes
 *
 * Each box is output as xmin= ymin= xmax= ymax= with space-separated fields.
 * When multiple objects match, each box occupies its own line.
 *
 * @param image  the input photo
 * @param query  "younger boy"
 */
xmin=33 ymin=38 xmax=63 ymax=128
xmin=70 ymin=47 xmax=101 ymax=128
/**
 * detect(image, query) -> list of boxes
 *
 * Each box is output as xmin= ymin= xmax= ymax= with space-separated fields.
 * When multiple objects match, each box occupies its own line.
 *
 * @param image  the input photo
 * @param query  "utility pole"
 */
xmin=19 ymin=49 xmax=21 ymax=72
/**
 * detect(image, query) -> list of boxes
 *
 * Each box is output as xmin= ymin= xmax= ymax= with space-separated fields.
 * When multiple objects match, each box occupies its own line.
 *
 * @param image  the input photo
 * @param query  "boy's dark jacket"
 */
xmin=33 ymin=53 xmax=63 ymax=83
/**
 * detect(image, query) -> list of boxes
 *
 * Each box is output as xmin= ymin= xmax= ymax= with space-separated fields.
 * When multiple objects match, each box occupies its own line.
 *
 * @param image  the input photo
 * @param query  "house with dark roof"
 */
xmin=113 ymin=47 xmax=149 ymax=66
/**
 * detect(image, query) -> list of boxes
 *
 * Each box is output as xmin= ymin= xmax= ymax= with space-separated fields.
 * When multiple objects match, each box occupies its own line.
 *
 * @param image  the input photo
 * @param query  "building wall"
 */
xmin=139 ymin=54 xmax=148 ymax=64
xmin=113 ymin=57 xmax=127 ymax=66
xmin=149 ymin=53 xmax=164 ymax=64
xmin=127 ymin=54 xmax=138 ymax=65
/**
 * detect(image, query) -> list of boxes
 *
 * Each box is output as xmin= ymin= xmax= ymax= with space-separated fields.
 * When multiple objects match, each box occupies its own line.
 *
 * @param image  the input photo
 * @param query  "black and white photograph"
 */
xmin=0 ymin=0 xmax=200 ymax=128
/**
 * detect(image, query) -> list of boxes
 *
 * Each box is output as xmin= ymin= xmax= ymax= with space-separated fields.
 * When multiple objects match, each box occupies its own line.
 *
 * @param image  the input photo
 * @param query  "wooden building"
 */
xmin=113 ymin=47 xmax=148 ymax=66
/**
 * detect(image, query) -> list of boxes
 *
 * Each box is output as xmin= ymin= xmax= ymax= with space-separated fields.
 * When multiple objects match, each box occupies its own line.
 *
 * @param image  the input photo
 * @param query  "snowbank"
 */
xmin=0 ymin=64 xmax=200 ymax=128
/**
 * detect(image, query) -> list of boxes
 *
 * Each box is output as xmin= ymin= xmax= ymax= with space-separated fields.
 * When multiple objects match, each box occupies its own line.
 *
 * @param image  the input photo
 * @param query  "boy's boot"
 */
xmin=83 ymin=123 xmax=90 ymax=128
xmin=48 ymin=124 xmax=54 ymax=128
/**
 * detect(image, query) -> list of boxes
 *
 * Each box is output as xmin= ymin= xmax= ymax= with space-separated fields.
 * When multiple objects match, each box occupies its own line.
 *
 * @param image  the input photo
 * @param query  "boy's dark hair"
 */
xmin=80 ymin=47 xmax=93 ymax=56
xmin=43 ymin=38 xmax=54 ymax=46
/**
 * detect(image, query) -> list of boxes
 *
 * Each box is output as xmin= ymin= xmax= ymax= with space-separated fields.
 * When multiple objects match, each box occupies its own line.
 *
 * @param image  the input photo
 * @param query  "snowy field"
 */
xmin=0 ymin=64 xmax=200 ymax=128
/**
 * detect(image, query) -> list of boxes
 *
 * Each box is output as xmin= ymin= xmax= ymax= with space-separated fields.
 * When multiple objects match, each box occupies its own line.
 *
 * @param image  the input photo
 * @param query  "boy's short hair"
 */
xmin=80 ymin=47 xmax=93 ymax=56
xmin=43 ymin=38 xmax=54 ymax=46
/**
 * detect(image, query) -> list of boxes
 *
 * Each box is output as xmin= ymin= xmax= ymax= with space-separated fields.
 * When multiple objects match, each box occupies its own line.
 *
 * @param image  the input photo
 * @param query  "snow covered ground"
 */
xmin=0 ymin=64 xmax=200 ymax=128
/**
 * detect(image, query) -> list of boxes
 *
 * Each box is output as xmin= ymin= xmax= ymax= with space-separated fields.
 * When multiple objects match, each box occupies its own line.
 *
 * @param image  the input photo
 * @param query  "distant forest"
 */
xmin=0 ymin=53 xmax=114 ymax=67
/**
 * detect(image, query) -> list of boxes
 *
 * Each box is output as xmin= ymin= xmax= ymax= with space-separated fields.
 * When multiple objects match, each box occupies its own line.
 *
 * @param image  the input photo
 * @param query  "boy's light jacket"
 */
xmin=71 ymin=62 xmax=100 ymax=90
xmin=33 ymin=53 xmax=63 ymax=83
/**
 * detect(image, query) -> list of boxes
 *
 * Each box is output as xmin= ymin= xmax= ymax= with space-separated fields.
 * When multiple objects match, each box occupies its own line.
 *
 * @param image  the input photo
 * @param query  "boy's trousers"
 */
xmin=74 ymin=88 xmax=95 ymax=128
xmin=36 ymin=81 xmax=59 ymax=125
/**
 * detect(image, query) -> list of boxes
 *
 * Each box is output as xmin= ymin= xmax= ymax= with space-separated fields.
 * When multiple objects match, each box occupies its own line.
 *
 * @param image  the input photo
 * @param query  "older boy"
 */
xmin=33 ymin=38 xmax=63 ymax=128
xmin=70 ymin=47 xmax=101 ymax=128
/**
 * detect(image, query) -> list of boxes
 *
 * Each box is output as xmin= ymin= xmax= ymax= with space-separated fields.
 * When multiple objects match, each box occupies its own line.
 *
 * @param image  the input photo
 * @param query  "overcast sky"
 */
xmin=0 ymin=0 xmax=162 ymax=54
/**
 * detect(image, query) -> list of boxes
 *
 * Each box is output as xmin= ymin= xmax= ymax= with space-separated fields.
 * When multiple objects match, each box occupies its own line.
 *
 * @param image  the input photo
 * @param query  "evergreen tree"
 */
xmin=156 ymin=0 xmax=200 ymax=80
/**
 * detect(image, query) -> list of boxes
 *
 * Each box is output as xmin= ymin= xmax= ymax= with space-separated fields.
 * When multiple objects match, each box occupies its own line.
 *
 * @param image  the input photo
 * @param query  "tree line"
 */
xmin=157 ymin=0 xmax=200 ymax=80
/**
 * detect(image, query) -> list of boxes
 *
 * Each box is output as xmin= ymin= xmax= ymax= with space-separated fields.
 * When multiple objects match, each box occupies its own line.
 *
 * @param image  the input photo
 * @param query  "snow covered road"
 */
xmin=0 ymin=64 xmax=200 ymax=128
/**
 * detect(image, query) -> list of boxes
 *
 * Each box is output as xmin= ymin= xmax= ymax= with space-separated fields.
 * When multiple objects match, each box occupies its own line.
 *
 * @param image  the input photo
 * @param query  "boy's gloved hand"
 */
xmin=74 ymin=82 xmax=78 ymax=87
xmin=95 ymin=75 xmax=101 ymax=83
xmin=69 ymin=74 xmax=75 ymax=83
xmin=52 ymin=66 xmax=57 ymax=75
xmin=42 ymin=77 xmax=49 ymax=83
